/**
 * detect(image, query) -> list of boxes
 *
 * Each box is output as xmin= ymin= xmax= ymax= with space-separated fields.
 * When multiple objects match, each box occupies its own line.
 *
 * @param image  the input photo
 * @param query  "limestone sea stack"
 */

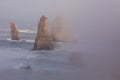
xmin=33 ymin=16 xmax=54 ymax=50
xmin=10 ymin=22 xmax=20 ymax=40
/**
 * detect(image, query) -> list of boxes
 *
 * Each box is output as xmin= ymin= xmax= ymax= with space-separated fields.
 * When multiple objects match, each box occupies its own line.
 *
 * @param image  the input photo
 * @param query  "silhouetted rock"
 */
xmin=33 ymin=16 xmax=54 ymax=50
xmin=10 ymin=22 xmax=20 ymax=40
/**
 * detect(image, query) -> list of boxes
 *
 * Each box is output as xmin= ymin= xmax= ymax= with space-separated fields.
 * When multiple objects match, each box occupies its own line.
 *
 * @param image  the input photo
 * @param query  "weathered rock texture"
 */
xmin=10 ymin=22 xmax=20 ymax=40
xmin=51 ymin=16 xmax=77 ymax=42
xmin=33 ymin=16 xmax=54 ymax=50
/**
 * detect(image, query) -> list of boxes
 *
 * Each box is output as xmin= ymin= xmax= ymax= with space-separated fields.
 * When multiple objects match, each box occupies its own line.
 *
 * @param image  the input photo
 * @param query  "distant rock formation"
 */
xmin=10 ymin=22 xmax=20 ymax=40
xmin=51 ymin=16 xmax=77 ymax=42
xmin=51 ymin=16 xmax=62 ymax=41
xmin=33 ymin=16 xmax=54 ymax=50
xmin=71 ymin=52 xmax=82 ymax=66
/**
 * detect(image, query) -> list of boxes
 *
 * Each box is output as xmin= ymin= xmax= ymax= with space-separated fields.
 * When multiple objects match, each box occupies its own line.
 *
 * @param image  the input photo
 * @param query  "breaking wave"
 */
xmin=19 ymin=29 xmax=36 ymax=34
xmin=6 ymin=38 xmax=34 ymax=43
xmin=0 ymin=34 xmax=9 ymax=36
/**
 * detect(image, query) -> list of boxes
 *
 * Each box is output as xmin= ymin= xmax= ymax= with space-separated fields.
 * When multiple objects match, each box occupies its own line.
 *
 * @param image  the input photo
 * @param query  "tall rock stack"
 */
xmin=10 ymin=22 xmax=20 ymax=40
xmin=33 ymin=16 xmax=54 ymax=50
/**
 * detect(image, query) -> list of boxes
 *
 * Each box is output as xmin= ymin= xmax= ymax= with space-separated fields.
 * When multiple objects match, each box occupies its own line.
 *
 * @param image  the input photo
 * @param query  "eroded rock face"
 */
xmin=33 ymin=16 xmax=54 ymax=50
xmin=10 ymin=23 xmax=20 ymax=40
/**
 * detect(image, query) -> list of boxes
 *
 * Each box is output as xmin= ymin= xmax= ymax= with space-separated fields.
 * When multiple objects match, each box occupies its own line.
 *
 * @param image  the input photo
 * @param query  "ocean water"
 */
xmin=0 ymin=26 xmax=120 ymax=80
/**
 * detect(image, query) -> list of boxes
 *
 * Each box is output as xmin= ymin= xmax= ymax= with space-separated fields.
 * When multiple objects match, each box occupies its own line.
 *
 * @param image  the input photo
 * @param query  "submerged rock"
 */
xmin=33 ymin=16 xmax=54 ymax=50
xmin=10 ymin=22 xmax=20 ymax=40
xmin=16 ymin=63 xmax=31 ymax=70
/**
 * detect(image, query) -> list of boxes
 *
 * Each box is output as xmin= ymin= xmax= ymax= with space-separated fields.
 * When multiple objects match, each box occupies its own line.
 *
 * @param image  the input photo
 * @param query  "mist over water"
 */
xmin=0 ymin=0 xmax=120 ymax=80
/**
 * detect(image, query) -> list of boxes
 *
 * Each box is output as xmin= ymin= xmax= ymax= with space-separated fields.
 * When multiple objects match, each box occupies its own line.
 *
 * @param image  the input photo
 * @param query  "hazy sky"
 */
xmin=0 ymin=0 xmax=80 ymax=24
xmin=0 ymin=0 xmax=120 ymax=44
xmin=0 ymin=0 xmax=119 ymax=24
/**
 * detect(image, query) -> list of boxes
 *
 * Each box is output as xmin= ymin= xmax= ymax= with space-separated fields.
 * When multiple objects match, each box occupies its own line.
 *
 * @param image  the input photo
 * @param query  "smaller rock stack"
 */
xmin=10 ymin=22 xmax=20 ymax=40
xmin=33 ymin=16 xmax=54 ymax=50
